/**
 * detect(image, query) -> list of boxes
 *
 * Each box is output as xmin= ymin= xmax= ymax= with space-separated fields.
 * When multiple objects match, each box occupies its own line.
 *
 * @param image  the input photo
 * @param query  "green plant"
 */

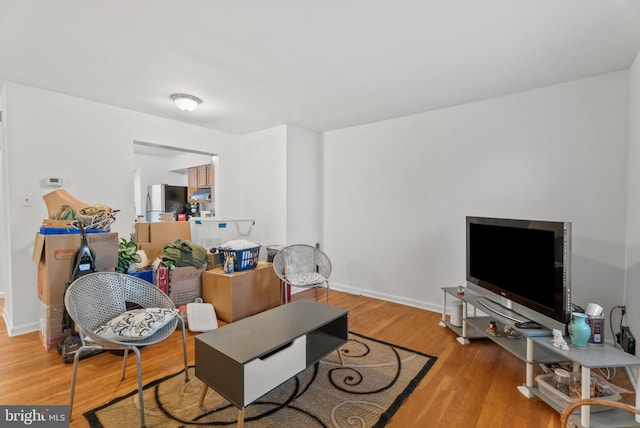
xmin=117 ymin=234 xmax=142 ymax=273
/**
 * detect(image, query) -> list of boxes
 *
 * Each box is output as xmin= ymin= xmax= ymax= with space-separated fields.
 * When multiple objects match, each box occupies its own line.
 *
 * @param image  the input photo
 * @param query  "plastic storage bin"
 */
xmin=218 ymin=246 xmax=260 ymax=272
xmin=536 ymin=373 xmax=621 ymax=413
xmin=266 ymin=245 xmax=286 ymax=262
xmin=128 ymin=270 xmax=153 ymax=284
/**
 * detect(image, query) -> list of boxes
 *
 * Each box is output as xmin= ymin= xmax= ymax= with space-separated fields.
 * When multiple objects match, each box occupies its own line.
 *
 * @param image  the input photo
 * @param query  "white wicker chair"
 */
xmin=64 ymin=272 xmax=188 ymax=428
xmin=272 ymin=244 xmax=332 ymax=304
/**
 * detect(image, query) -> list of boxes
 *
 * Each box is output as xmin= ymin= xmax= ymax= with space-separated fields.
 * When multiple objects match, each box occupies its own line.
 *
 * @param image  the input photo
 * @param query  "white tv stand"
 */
xmin=440 ymin=287 xmax=640 ymax=427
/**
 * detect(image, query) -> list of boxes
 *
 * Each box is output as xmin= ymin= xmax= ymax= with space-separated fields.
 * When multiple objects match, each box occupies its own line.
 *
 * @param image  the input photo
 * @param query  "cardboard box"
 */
xmin=38 ymin=301 xmax=65 ymax=351
xmin=169 ymin=265 xmax=206 ymax=306
xmin=42 ymin=219 xmax=74 ymax=228
xmin=135 ymin=222 xmax=150 ymax=243
xmin=149 ymin=222 xmax=191 ymax=243
xmin=33 ymin=232 xmax=119 ymax=305
xmin=202 ymin=261 xmax=281 ymax=323
xmin=138 ymin=242 xmax=167 ymax=262
xmin=137 ymin=223 xmax=193 ymax=263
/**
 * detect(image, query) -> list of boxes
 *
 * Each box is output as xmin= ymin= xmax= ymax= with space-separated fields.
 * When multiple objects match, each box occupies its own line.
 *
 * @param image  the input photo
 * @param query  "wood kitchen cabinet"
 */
xmin=187 ymin=163 xmax=215 ymax=202
xmin=190 ymin=164 xmax=213 ymax=188
xmin=188 ymin=167 xmax=198 ymax=189
xmin=197 ymin=165 xmax=209 ymax=187
xmin=207 ymin=165 xmax=215 ymax=187
xmin=207 ymin=164 xmax=214 ymax=187
xmin=188 ymin=164 xmax=214 ymax=188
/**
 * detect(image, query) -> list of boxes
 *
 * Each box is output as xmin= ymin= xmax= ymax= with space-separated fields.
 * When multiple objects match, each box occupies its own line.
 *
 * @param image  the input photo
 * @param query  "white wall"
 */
xmin=135 ymin=154 xmax=189 ymax=188
xmin=1 ymin=82 xmax=241 ymax=336
xmin=0 ymin=85 xmax=8 ymax=299
xmin=187 ymin=124 xmax=322 ymax=252
xmin=625 ymin=50 xmax=640 ymax=339
xmin=228 ymin=124 xmax=323 ymax=250
xmin=286 ymin=125 xmax=323 ymax=246
xmin=236 ymin=125 xmax=288 ymax=247
xmin=324 ymin=72 xmax=630 ymax=318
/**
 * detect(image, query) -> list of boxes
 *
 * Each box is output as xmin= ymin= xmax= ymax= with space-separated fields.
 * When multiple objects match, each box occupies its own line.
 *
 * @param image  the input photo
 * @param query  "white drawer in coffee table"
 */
xmin=243 ymin=335 xmax=306 ymax=403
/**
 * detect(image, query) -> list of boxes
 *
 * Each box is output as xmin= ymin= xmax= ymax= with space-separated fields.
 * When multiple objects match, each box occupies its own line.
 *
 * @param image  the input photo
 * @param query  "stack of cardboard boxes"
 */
xmin=33 ymin=221 xmax=210 ymax=350
xmin=32 ymin=231 xmax=119 ymax=350
xmin=134 ymin=221 xmax=207 ymax=306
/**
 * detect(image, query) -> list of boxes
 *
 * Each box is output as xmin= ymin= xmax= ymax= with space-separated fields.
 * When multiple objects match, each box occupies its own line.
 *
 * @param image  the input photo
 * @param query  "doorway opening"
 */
xmin=133 ymin=141 xmax=218 ymax=219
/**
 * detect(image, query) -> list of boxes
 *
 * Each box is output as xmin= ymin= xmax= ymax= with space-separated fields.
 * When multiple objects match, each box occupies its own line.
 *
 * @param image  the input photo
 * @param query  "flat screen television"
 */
xmin=466 ymin=216 xmax=571 ymax=332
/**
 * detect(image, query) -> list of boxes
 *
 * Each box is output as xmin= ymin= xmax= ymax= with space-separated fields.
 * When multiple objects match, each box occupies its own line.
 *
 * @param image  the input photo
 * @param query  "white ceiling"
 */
xmin=2 ymin=1 xmax=640 ymax=136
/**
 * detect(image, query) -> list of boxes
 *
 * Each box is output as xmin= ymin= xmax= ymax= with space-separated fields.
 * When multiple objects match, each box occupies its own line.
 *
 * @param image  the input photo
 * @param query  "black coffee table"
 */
xmin=195 ymin=299 xmax=348 ymax=427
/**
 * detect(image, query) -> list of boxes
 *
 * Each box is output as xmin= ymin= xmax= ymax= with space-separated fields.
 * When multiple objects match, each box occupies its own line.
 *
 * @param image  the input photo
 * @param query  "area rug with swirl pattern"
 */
xmin=85 ymin=332 xmax=437 ymax=427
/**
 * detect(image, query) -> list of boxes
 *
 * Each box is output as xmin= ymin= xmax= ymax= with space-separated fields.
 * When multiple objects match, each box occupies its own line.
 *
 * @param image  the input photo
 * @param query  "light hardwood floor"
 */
xmin=0 ymin=290 xmax=634 ymax=427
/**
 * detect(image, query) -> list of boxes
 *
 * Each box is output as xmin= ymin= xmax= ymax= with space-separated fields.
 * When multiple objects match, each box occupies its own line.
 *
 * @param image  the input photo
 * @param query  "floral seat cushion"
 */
xmin=94 ymin=308 xmax=177 ymax=341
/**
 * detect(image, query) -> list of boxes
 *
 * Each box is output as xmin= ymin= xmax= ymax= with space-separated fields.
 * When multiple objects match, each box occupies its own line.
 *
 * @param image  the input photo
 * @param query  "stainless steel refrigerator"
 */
xmin=145 ymin=184 xmax=188 ymax=222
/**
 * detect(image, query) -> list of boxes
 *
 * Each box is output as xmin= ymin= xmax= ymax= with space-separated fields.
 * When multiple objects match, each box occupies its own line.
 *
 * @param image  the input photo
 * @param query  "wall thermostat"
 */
xmin=44 ymin=176 xmax=64 ymax=187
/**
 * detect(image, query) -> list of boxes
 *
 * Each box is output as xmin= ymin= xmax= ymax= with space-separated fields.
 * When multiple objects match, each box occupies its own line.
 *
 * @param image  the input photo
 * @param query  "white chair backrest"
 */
xmin=273 ymin=244 xmax=332 ymax=280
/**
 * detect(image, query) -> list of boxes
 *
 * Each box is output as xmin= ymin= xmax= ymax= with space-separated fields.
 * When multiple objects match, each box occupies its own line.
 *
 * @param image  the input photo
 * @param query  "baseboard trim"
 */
xmin=2 ymin=309 xmax=39 ymax=337
xmin=330 ymin=283 xmax=441 ymax=314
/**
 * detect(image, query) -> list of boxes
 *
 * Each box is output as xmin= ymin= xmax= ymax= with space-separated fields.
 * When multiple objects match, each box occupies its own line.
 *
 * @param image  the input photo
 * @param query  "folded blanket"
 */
xmin=163 ymin=239 xmax=208 ymax=268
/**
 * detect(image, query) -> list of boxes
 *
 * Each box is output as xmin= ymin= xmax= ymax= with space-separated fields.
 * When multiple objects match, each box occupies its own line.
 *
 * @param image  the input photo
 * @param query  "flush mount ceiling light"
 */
xmin=171 ymin=93 xmax=202 ymax=112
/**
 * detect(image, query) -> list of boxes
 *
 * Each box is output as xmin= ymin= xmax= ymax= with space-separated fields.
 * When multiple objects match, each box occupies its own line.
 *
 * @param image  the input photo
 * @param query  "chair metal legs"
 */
xmin=69 ymin=330 xmax=188 ymax=428
xmin=131 ymin=347 xmax=145 ymax=428
xmin=326 ymin=281 xmax=330 ymax=305
xmin=298 ymin=282 xmax=331 ymax=305
xmin=68 ymin=345 xmax=83 ymax=422
xmin=281 ymin=280 xmax=330 ymax=305
xmin=97 ymin=345 xmax=145 ymax=428
xmin=314 ymin=282 xmax=330 ymax=305
xmin=121 ymin=347 xmax=129 ymax=379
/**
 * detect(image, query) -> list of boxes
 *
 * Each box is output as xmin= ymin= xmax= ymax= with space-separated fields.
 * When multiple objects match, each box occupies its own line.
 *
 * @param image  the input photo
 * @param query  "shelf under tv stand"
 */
xmin=439 ymin=287 xmax=562 ymax=361
xmin=440 ymin=287 xmax=640 ymax=427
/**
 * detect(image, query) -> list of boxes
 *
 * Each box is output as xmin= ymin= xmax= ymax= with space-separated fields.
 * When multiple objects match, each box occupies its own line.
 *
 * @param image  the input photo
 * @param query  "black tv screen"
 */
xmin=466 ymin=216 xmax=571 ymax=326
